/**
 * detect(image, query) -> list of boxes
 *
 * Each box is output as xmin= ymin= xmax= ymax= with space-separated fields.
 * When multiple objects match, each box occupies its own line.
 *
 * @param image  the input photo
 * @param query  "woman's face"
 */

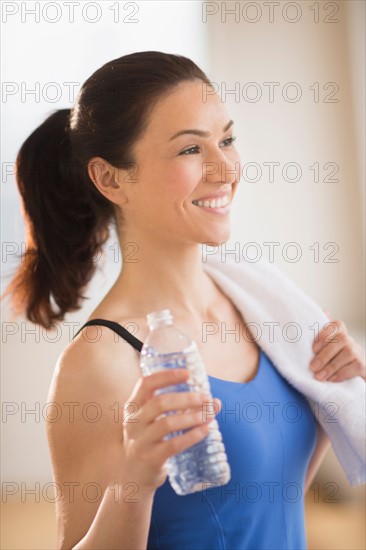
xmin=119 ymin=79 xmax=241 ymax=247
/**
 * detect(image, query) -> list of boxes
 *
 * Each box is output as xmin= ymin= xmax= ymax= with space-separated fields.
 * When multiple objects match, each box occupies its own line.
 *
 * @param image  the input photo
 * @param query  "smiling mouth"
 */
xmin=192 ymin=194 xmax=230 ymax=209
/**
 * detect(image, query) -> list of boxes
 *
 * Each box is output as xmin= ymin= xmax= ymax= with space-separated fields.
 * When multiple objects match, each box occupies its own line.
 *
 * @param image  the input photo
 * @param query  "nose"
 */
xmin=202 ymin=147 xmax=241 ymax=185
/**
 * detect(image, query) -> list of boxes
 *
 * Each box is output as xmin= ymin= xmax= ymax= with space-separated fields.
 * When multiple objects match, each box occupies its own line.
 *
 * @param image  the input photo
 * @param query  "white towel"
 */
xmin=202 ymin=249 xmax=365 ymax=487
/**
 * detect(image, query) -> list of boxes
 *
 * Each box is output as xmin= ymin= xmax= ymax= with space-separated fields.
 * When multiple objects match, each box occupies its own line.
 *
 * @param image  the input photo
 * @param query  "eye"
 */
xmin=222 ymin=135 xmax=237 ymax=147
xmin=178 ymin=135 xmax=237 ymax=156
xmin=179 ymin=145 xmax=200 ymax=155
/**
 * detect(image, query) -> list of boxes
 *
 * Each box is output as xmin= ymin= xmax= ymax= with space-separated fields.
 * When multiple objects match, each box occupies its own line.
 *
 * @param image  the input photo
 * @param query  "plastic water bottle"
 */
xmin=140 ymin=308 xmax=231 ymax=496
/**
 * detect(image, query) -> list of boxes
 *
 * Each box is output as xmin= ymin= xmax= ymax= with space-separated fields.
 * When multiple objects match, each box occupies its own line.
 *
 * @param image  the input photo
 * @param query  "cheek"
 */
xmin=162 ymin=160 xmax=201 ymax=198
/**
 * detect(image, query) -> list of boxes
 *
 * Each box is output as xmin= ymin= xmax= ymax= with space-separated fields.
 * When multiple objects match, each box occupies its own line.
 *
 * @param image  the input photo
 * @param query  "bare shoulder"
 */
xmin=48 ymin=319 xmax=146 ymax=409
xmin=46 ymin=320 xmax=147 ymax=470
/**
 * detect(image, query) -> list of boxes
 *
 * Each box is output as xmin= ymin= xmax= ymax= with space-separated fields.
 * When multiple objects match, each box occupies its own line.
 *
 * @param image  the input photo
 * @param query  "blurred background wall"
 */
xmin=1 ymin=1 xmax=365 ymax=548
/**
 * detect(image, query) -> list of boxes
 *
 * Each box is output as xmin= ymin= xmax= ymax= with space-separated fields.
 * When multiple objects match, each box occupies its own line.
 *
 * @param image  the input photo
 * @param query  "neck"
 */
xmin=109 ymin=232 xmax=222 ymax=322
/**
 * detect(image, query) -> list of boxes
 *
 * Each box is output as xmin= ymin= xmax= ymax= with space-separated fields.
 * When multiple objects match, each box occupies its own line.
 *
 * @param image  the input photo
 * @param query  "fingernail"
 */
xmin=310 ymin=359 xmax=321 ymax=370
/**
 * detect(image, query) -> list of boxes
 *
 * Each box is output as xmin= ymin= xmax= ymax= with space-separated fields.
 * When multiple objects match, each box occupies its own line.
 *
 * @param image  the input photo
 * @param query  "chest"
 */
xmin=193 ymin=332 xmax=260 ymax=384
xmin=182 ymin=313 xmax=261 ymax=384
xmin=116 ymin=304 xmax=261 ymax=385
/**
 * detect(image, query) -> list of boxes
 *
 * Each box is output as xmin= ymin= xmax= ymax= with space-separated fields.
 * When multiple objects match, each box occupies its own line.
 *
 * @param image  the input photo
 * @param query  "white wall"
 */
xmin=344 ymin=0 xmax=365 ymax=229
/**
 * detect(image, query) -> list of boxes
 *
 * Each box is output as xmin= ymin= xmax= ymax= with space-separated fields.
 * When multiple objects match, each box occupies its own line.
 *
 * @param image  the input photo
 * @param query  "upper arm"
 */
xmin=46 ymin=327 xmax=141 ymax=549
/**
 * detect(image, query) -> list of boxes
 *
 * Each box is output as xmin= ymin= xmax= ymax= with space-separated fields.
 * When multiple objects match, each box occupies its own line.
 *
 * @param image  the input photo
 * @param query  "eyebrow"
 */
xmin=169 ymin=119 xmax=234 ymax=141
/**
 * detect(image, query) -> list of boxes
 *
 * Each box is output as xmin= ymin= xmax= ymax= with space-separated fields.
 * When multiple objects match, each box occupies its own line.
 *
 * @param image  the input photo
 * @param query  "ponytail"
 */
xmin=2 ymin=51 xmax=212 ymax=329
xmin=2 ymin=109 xmax=113 ymax=328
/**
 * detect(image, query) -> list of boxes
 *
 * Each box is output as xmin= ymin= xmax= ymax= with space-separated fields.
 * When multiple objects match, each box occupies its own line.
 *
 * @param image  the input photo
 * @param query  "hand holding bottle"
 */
xmin=121 ymin=367 xmax=222 ymax=494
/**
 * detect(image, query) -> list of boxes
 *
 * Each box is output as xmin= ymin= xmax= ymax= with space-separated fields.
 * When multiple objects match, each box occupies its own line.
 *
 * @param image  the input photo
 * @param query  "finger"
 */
xmin=143 ymin=391 xmax=216 ymax=425
xmin=311 ymin=347 xmax=354 ymax=380
xmin=327 ymin=360 xmax=363 ymax=382
xmin=310 ymin=336 xmax=346 ymax=373
xmin=131 ymin=368 xmax=190 ymax=406
xmin=123 ymin=393 xmax=218 ymax=439
xmin=144 ymin=405 xmax=218 ymax=444
xmin=312 ymin=324 xmax=347 ymax=356
xmin=154 ymin=422 xmax=213 ymax=463
xmin=312 ymin=321 xmax=344 ymax=352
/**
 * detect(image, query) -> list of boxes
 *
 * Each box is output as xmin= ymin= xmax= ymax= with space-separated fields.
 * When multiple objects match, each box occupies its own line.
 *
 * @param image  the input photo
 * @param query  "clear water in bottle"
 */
xmin=140 ymin=309 xmax=231 ymax=496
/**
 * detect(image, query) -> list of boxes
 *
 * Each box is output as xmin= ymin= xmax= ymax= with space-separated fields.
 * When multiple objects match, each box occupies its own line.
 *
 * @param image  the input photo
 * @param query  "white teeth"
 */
xmin=193 ymin=194 xmax=230 ymax=209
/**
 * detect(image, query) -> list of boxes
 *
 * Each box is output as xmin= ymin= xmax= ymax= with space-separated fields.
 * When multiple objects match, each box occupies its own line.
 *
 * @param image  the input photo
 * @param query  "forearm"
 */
xmin=304 ymin=423 xmax=331 ymax=494
xmin=72 ymin=482 xmax=155 ymax=550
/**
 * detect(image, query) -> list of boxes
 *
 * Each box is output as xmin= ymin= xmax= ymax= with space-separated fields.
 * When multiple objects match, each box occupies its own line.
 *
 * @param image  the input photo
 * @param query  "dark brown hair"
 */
xmin=2 ymin=51 xmax=212 ymax=329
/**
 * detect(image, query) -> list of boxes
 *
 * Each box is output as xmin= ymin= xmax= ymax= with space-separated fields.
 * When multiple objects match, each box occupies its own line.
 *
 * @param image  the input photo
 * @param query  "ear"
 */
xmin=87 ymin=156 xmax=128 ymax=204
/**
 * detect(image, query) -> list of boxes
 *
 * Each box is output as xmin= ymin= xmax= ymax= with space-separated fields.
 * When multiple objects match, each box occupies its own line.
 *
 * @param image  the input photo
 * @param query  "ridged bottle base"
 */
xmin=169 ymin=465 xmax=231 ymax=496
xmin=167 ymin=427 xmax=231 ymax=495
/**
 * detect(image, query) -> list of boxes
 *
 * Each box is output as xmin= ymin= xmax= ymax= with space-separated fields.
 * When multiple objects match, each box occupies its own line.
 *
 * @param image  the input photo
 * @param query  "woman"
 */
xmin=4 ymin=51 xmax=364 ymax=549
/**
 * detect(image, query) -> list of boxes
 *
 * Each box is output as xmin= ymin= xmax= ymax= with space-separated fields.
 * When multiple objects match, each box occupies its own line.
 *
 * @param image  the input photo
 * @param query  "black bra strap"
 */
xmin=72 ymin=318 xmax=144 ymax=352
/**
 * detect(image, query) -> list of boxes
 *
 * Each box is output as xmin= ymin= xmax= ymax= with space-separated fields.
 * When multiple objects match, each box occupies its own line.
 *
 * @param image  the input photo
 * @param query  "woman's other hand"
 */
xmin=309 ymin=308 xmax=366 ymax=382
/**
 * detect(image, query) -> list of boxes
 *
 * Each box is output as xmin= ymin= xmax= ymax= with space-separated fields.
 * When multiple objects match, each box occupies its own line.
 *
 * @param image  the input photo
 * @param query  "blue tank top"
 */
xmin=73 ymin=320 xmax=318 ymax=550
